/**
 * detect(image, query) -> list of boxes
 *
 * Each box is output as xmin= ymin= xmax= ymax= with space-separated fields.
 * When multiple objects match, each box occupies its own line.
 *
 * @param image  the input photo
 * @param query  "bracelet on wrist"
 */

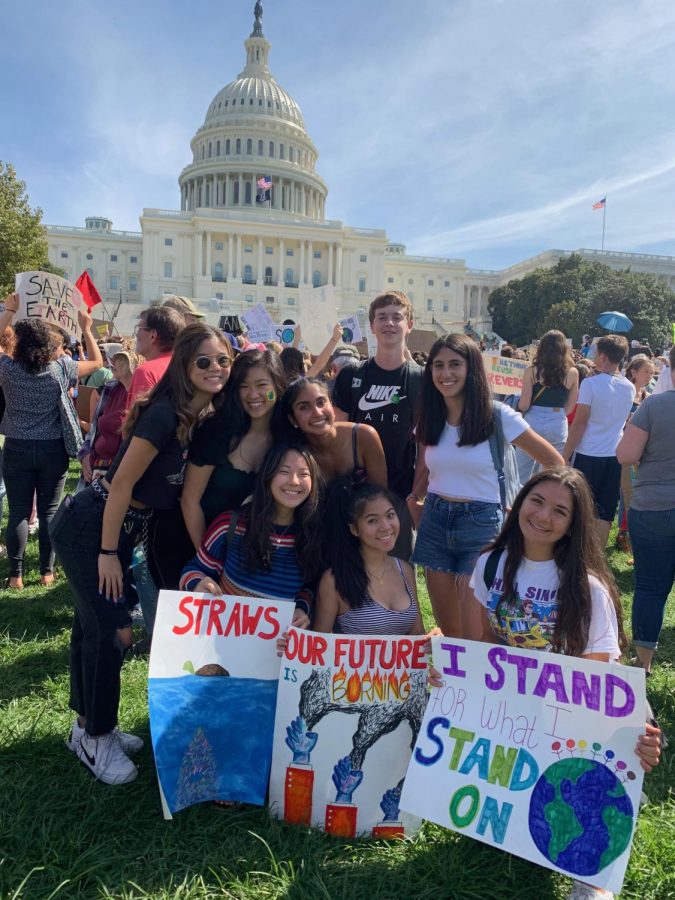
xmin=406 ymin=493 xmax=424 ymax=505
xmin=99 ymin=548 xmax=119 ymax=556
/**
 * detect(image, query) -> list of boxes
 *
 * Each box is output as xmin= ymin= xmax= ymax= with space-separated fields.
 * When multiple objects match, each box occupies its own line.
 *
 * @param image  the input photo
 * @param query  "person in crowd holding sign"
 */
xmin=312 ymin=483 xmax=423 ymax=635
xmin=283 ymin=377 xmax=387 ymax=488
xmin=515 ymin=329 xmax=579 ymax=484
xmin=332 ymin=292 xmax=423 ymax=560
xmin=617 ymin=345 xmax=675 ymax=676
xmin=180 ymin=444 xmax=322 ymax=625
xmin=430 ymin=466 xmax=661 ymax=900
xmin=409 ymin=335 xmax=563 ymax=637
xmin=181 ymin=349 xmax=287 ymax=548
xmin=279 ymin=323 xmax=344 ymax=381
xmin=50 ymin=323 xmax=230 ymax=785
xmin=0 ymin=293 xmax=103 ymax=589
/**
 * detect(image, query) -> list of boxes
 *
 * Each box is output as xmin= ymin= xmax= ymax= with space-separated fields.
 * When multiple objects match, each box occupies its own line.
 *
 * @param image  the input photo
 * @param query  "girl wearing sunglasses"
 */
xmin=181 ymin=349 xmax=288 ymax=549
xmin=50 ymin=324 xmax=232 ymax=786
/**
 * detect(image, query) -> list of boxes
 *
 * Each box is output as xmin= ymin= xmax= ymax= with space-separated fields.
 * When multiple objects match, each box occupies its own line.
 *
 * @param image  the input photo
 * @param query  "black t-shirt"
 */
xmin=332 ymin=358 xmax=422 ymax=498
xmin=106 ymin=398 xmax=187 ymax=510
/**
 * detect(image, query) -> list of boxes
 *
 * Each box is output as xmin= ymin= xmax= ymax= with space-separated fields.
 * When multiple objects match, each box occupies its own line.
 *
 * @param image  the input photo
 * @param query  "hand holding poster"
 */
xmin=482 ymin=354 xmax=529 ymax=396
xmin=339 ymin=315 xmax=362 ymax=344
xmin=400 ymin=637 xmax=646 ymax=895
xmin=240 ymin=303 xmax=275 ymax=343
xmin=15 ymin=271 xmax=86 ymax=338
xmin=148 ymin=590 xmax=291 ymax=818
xmin=296 ymin=285 xmax=338 ymax=352
xmin=269 ymin=629 xmax=426 ymax=838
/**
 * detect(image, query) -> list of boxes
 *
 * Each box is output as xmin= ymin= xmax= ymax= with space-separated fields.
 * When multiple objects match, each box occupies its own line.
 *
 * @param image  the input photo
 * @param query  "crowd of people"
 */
xmin=1 ymin=287 xmax=670 ymax=900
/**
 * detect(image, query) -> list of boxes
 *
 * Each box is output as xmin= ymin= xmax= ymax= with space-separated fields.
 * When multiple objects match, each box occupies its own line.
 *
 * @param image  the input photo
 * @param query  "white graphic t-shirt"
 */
xmin=470 ymin=550 xmax=620 ymax=658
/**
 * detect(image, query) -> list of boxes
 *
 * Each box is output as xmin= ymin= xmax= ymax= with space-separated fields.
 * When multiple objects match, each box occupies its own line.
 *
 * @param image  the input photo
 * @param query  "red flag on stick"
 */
xmin=75 ymin=270 xmax=102 ymax=311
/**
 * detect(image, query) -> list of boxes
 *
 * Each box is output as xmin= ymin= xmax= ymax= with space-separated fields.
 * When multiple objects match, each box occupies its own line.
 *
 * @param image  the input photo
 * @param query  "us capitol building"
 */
xmin=46 ymin=3 xmax=675 ymax=339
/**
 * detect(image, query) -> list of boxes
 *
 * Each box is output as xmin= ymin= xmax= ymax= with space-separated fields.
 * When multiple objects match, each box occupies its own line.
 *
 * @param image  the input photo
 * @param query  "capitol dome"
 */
xmin=178 ymin=2 xmax=327 ymax=220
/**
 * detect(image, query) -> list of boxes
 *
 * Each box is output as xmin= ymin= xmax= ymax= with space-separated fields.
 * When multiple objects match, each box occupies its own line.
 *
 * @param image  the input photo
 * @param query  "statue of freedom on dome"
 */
xmin=252 ymin=1 xmax=264 ymax=36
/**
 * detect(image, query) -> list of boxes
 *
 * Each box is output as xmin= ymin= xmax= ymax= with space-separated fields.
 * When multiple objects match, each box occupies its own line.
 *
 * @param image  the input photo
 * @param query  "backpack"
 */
xmin=483 ymin=547 xmax=504 ymax=592
xmin=487 ymin=401 xmax=522 ymax=512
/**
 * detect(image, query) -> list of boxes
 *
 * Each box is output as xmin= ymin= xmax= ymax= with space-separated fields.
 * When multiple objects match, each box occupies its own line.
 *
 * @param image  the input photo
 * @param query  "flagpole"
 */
xmin=601 ymin=199 xmax=606 ymax=253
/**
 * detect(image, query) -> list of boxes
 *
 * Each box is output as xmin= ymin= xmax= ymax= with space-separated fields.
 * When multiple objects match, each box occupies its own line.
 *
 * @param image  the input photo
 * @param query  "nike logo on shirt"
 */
xmin=358 ymin=386 xmax=406 ymax=411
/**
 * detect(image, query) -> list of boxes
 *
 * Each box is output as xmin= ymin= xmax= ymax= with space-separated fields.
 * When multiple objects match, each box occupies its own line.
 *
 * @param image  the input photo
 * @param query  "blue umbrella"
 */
xmin=595 ymin=310 xmax=633 ymax=332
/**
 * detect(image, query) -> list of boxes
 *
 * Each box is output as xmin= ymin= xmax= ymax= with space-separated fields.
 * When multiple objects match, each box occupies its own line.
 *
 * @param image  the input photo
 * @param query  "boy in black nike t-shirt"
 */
xmin=332 ymin=291 xmax=422 ymax=557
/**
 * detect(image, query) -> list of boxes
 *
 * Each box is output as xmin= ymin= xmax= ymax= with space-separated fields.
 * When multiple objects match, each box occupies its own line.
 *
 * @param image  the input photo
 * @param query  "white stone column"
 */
xmin=307 ymin=240 xmax=313 ymax=284
xmin=193 ymin=231 xmax=201 ymax=277
xmin=279 ymin=238 xmax=284 ymax=285
xmin=224 ymin=174 xmax=229 ymax=207
xmin=336 ymin=244 xmax=343 ymax=288
xmin=328 ymin=243 xmax=334 ymax=286
xmin=238 ymin=174 xmax=243 ymax=206
xmin=299 ymin=240 xmax=306 ymax=286
xmin=206 ymin=230 xmax=212 ymax=282
xmin=227 ymin=234 xmax=233 ymax=279
xmin=236 ymin=235 xmax=242 ymax=278
xmin=257 ymin=238 xmax=263 ymax=285
xmin=213 ymin=175 xmax=217 ymax=207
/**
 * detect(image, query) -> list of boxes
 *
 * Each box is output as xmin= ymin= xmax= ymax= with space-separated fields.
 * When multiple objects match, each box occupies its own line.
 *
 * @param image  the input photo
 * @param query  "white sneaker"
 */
xmin=67 ymin=719 xmax=143 ymax=754
xmin=76 ymin=730 xmax=138 ymax=785
xmin=567 ymin=883 xmax=614 ymax=900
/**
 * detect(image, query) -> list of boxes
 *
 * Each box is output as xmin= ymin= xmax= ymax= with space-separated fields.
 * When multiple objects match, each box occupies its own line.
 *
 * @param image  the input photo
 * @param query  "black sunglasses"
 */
xmin=194 ymin=354 xmax=232 ymax=370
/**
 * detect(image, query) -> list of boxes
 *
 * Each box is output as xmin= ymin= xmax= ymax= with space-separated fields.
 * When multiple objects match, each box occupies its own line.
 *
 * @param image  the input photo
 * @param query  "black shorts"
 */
xmin=573 ymin=452 xmax=621 ymax=522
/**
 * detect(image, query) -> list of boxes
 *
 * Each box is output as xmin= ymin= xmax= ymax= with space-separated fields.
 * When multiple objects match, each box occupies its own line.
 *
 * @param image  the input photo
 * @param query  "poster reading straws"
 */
xmin=400 ymin=637 xmax=646 ymax=895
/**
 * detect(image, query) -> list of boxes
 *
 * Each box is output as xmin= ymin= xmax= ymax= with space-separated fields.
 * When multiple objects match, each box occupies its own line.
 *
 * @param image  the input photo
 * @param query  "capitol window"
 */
xmin=243 ymin=265 xmax=253 ymax=283
xmin=312 ymin=270 xmax=321 ymax=288
xmin=289 ymin=147 xmax=294 ymax=162
xmin=264 ymin=267 xmax=273 ymax=285
xmin=245 ymin=294 xmax=253 ymax=302
xmin=245 ymin=182 xmax=252 ymax=204
xmin=244 ymin=245 xmax=252 ymax=253
xmin=265 ymin=246 xmax=273 ymax=254
xmin=358 ymin=277 xmax=366 ymax=293
xmin=86 ymin=254 xmax=93 ymax=260
xmin=216 ymin=140 xmax=220 ymax=155
xmin=164 ymin=262 xmax=172 ymax=278
xmin=267 ymin=100 xmax=271 ymax=107
xmin=164 ymin=238 xmax=173 ymax=246
xmin=266 ymin=296 xmax=274 ymax=304
xmin=215 ymin=242 xmax=224 ymax=250
xmin=216 ymin=292 xmax=224 ymax=300
xmin=387 ymin=277 xmax=394 ymax=283
xmin=313 ymin=250 xmax=321 ymax=259
xmin=280 ymin=144 xmax=285 ymax=159
xmin=250 ymin=99 xmax=254 ymax=106
xmin=258 ymin=139 xmax=263 ymax=155
xmin=110 ymin=276 xmax=119 ymax=290
xmin=225 ymin=139 xmax=231 ymax=155
xmin=269 ymin=141 xmax=274 ymax=157
xmin=201 ymin=146 xmax=205 ymax=159
xmin=130 ymin=256 xmax=137 ymax=264
xmin=286 ymin=249 xmax=294 ymax=256
xmin=236 ymin=139 xmax=241 ymax=154
xmin=208 ymin=142 xmax=212 ymax=157
xmin=214 ymin=263 xmax=224 ymax=281
xmin=129 ymin=276 xmax=138 ymax=291
xmin=110 ymin=254 xmax=117 ymax=262
xmin=259 ymin=99 xmax=263 ymax=107
xmin=60 ymin=252 xmax=68 ymax=259
xmin=428 ymin=279 xmax=434 ymax=286
xmin=287 ymin=297 xmax=295 ymax=306
xmin=240 ymin=98 xmax=245 ymax=105
xmin=285 ymin=267 xmax=295 ymax=286
xmin=444 ymin=280 xmax=450 ymax=287
xmin=426 ymin=298 xmax=433 ymax=311
xmin=443 ymin=300 xmax=449 ymax=313
xmin=360 ymin=254 xmax=367 ymax=263
xmin=408 ymin=278 xmax=414 ymax=284
xmin=247 ymin=138 xmax=253 ymax=154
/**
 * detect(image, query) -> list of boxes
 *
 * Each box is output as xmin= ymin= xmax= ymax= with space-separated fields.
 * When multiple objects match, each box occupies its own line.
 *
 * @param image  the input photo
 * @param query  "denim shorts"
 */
xmin=411 ymin=494 xmax=503 ymax=575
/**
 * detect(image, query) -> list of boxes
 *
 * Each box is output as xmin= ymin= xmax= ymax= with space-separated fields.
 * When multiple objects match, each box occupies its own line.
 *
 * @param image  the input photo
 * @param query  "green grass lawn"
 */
xmin=1 ymin=469 xmax=673 ymax=899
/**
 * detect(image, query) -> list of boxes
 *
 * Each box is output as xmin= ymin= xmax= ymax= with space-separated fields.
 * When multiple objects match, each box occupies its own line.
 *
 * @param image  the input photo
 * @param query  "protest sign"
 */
xmin=269 ymin=629 xmax=426 ymax=838
xmin=15 ymin=271 xmax=86 ymax=338
xmin=240 ymin=303 xmax=275 ymax=342
xmin=148 ymin=590 xmax=292 ymax=819
xmin=401 ymin=637 xmax=646 ymax=895
xmin=273 ymin=323 xmax=299 ymax=346
xmin=340 ymin=315 xmax=362 ymax=344
xmin=297 ymin=285 xmax=338 ymax=353
xmin=482 ymin=354 xmax=529 ymax=396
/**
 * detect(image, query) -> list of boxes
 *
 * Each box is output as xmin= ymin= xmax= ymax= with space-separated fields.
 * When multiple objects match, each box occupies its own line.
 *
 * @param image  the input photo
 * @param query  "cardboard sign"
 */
xmin=269 ymin=629 xmax=426 ymax=838
xmin=273 ymin=324 xmax=299 ymax=346
xmin=297 ymin=285 xmax=338 ymax=353
xmin=401 ymin=637 xmax=646 ymax=895
xmin=483 ymin=354 xmax=529 ymax=396
xmin=148 ymin=590 xmax=292 ymax=819
xmin=240 ymin=303 xmax=275 ymax=343
xmin=15 ymin=271 xmax=86 ymax=338
xmin=339 ymin=315 xmax=362 ymax=345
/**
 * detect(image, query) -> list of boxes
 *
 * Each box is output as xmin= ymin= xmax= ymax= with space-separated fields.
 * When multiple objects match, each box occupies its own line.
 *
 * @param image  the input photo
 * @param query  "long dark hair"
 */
xmin=283 ymin=376 xmax=330 ymax=429
xmin=488 ymin=467 xmax=626 ymax=657
xmin=418 ymin=334 xmax=493 ymax=446
xmin=13 ymin=319 xmax=56 ymax=374
xmin=327 ymin=482 xmax=399 ymax=610
xmin=533 ymin=330 xmax=572 ymax=387
xmin=243 ymin=443 xmax=323 ymax=581
xmin=219 ymin=349 xmax=287 ymax=450
xmin=123 ymin=323 xmax=231 ymax=445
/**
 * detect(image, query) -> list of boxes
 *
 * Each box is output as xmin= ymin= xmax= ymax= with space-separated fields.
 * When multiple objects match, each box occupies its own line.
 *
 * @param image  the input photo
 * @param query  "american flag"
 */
xmin=256 ymin=175 xmax=272 ymax=205
xmin=257 ymin=176 xmax=272 ymax=190
xmin=592 ymin=197 xmax=606 ymax=210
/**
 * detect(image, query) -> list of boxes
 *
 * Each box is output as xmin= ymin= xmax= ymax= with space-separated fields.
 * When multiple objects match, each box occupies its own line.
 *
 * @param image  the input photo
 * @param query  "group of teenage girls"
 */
xmin=48 ymin=317 xmax=659 ymax=894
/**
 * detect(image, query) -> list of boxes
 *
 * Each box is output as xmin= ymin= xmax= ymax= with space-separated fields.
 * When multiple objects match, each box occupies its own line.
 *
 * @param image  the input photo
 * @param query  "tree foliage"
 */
xmin=488 ymin=253 xmax=675 ymax=349
xmin=0 ymin=161 xmax=60 ymax=297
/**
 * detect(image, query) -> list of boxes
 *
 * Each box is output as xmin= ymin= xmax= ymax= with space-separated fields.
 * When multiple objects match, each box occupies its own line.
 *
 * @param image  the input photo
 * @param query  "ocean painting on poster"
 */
xmin=269 ymin=629 xmax=427 ymax=838
xmin=148 ymin=590 xmax=291 ymax=818
xmin=400 ymin=637 xmax=647 ymax=895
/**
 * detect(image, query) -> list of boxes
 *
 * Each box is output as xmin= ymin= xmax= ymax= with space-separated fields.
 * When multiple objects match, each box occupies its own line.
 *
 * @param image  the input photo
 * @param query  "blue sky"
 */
xmin=3 ymin=0 xmax=675 ymax=270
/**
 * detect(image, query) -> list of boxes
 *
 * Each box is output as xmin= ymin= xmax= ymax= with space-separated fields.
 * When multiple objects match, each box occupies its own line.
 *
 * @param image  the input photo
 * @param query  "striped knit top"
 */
xmin=335 ymin=560 xmax=419 ymax=635
xmin=179 ymin=510 xmax=311 ymax=614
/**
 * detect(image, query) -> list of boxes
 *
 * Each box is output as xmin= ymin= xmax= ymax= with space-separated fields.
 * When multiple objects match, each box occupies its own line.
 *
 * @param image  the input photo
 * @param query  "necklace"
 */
xmin=367 ymin=559 xmax=389 ymax=584
xmin=271 ymin=522 xmax=293 ymax=548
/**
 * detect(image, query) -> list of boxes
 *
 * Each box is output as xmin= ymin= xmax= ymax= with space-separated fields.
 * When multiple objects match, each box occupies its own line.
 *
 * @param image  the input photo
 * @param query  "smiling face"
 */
xmin=189 ymin=337 xmax=232 ymax=396
xmin=289 ymin=382 xmax=334 ymax=435
xmin=238 ymin=364 xmax=277 ymax=419
xmin=269 ymin=450 xmax=313 ymax=512
xmin=349 ymin=495 xmax=400 ymax=553
xmin=519 ymin=480 xmax=574 ymax=554
xmin=431 ymin=347 xmax=468 ymax=401
xmin=370 ymin=303 xmax=412 ymax=348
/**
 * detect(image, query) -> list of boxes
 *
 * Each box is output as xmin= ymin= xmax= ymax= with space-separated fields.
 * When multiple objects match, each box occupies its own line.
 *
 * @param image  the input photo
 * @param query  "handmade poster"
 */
xmin=148 ymin=590 xmax=292 ymax=819
xmin=273 ymin=323 xmax=299 ymax=346
xmin=339 ymin=315 xmax=362 ymax=344
xmin=269 ymin=629 xmax=427 ymax=838
xmin=401 ymin=637 xmax=646 ymax=895
xmin=482 ymin=354 xmax=529 ymax=396
xmin=15 ymin=271 xmax=86 ymax=338
xmin=240 ymin=303 xmax=275 ymax=342
xmin=297 ymin=284 xmax=338 ymax=352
